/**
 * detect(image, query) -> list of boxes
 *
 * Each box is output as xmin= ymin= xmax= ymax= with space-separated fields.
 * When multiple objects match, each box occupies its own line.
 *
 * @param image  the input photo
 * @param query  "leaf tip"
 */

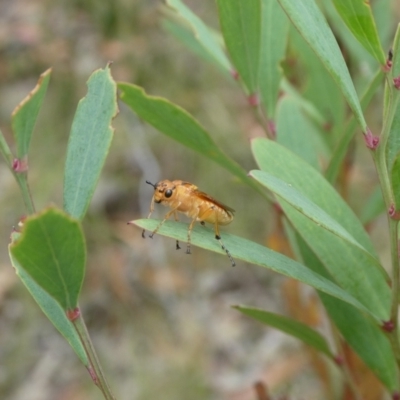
xmin=11 ymin=68 xmax=51 ymax=118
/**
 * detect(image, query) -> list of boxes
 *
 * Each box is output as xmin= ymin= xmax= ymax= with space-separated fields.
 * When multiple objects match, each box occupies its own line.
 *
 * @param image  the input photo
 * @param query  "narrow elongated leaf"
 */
xmin=386 ymin=101 xmax=400 ymax=173
xmin=282 ymin=201 xmax=388 ymax=319
xmin=234 ymin=306 xmax=333 ymax=358
xmin=289 ymin=25 xmax=345 ymax=132
xmin=321 ymin=0 xmax=376 ymax=73
xmin=252 ymin=138 xmax=390 ymax=320
xmin=386 ymin=25 xmax=400 ymax=209
xmin=216 ymin=0 xmax=261 ymax=93
xmin=0 ymin=128 xmax=13 ymax=167
xmin=250 ymin=169 xmax=376 ymax=260
xmin=134 ymin=218 xmax=379 ymax=321
xmin=280 ymin=79 xmax=327 ymax=128
xmin=292 ymin=231 xmax=398 ymax=391
xmin=332 ymin=0 xmax=385 ymax=64
xmin=253 ymin=139 xmax=375 ymax=252
xmin=259 ymin=0 xmax=289 ymax=119
xmin=372 ymin=0 xmax=394 ymax=49
xmin=278 ymin=0 xmax=367 ymax=132
xmin=10 ymin=207 xmax=86 ymax=311
xmin=165 ymin=0 xmax=231 ymax=72
xmin=276 ymin=96 xmax=329 ymax=169
xmin=118 ymin=82 xmax=258 ymax=192
xmin=9 ymin=237 xmax=87 ymax=366
xmin=0 ymin=127 xmax=36 ymax=214
xmin=391 ymin=155 xmax=400 ymax=210
xmin=321 ymin=293 xmax=397 ymax=390
xmin=326 ymin=68 xmax=384 ymax=183
xmin=64 ymin=64 xmax=118 ymax=220
xmin=12 ymin=68 xmax=51 ymax=158
xmin=360 ymin=187 xmax=385 ymax=224
xmin=163 ymin=20 xmax=226 ymax=72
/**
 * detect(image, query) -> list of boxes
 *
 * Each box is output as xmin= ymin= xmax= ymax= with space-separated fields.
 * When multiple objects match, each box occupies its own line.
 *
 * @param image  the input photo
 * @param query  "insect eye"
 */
xmin=165 ymin=189 xmax=173 ymax=198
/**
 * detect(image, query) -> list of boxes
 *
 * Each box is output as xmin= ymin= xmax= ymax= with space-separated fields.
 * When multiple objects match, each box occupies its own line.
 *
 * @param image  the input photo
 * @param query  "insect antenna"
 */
xmin=146 ymin=180 xmax=157 ymax=188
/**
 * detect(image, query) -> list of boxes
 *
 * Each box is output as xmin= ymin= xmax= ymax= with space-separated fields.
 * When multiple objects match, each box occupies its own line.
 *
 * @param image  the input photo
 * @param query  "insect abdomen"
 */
xmin=200 ymin=202 xmax=233 ymax=225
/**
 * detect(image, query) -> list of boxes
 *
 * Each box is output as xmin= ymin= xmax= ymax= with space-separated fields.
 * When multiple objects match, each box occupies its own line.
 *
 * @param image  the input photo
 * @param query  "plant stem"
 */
xmin=373 ymin=81 xmax=398 ymax=208
xmin=389 ymin=220 xmax=400 ymax=325
xmin=387 ymin=218 xmax=400 ymax=366
xmin=373 ymin=74 xmax=400 ymax=366
xmin=329 ymin=321 xmax=363 ymax=400
xmin=0 ymin=129 xmax=36 ymax=215
xmin=73 ymin=308 xmax=116 ymax=400
xmin=16 ymin=174 xmax=36 ymax=215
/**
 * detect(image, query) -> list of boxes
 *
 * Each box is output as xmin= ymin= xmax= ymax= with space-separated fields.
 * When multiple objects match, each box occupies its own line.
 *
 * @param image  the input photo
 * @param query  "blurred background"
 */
xmin=0 ymin=0 xmax=399 ymax=399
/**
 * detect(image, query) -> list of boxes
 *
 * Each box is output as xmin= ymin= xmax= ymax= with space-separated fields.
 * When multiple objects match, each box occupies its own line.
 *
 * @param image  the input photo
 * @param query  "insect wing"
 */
xmin=193 ymin=190 xmax=235 ymax=216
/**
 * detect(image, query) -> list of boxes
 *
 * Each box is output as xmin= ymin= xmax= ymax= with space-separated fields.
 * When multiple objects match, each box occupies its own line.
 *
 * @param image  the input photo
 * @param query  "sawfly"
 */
xmin=141 ymin=179 xmax=235 ymax=266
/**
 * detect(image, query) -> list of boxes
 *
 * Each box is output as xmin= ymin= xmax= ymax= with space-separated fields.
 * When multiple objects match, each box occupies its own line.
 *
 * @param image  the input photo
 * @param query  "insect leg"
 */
xmin=142 ymin=195 xmax=155 ymax=238
xmin=186 ymin=218 xmax=197 ymax=254
xmin=149 ymin=208 xmax=178 ymax=239
xmin=173 ymin=210 xmax=181 ymax=250
xmin=214 ymin=219 xmax=236 ymax=267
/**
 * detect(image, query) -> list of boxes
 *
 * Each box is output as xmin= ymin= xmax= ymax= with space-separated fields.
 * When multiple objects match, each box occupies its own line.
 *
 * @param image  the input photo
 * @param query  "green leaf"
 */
xmin=386 ymin=25 xmax=400 ymax=210
xmin=134 ymin=218 xmax=379 ymax=321
xmin=165 ymin=0 xmax=231 ymax=72
xmin=9 ymin=236 xmax=88 ymax=366
xmin=0 ymin=127 xmax=36 ymax=214
xmin=278 ymin=0 xmax=367 ymax=132
xmin=259 ymin=0 xmax=289 ymax=119
xmin=11 ymin=68 xmax=51 ymax=159
xmin=253 ymin=138 xmax=376 ymax=252
xmin=372 ymin=0 xmax=395 ymax=50
xmin=359 ymin=186 xmax=385 ymax=224
xmin=234 ymin=306 xmax=333 ymax=358
xmin=391 ymin=156 xmax=400 ymax=209
xmin=250 ymin=169 xmax=376 ymax=259
xmin=0 ymin=128 xmax=14 ymax=167
xmin=325 ymin=68 xmax=384 ymax=184
xmin=216 ymin=0 xmax=261 ymax=93
xmin=280 ymin=79 xmax=328 ymax=128
xmin=118 ymin=82 xmax=258 ymax=191
xmin=276 ymin=96 xmax=329 ymax=169
xmin=292 ymin=232 xmax=398 ymax=391
xmin=386 ymin=102 xmax=400 ymax=174
xmin=289 ymin=26 xmax=346 ymax=131
xmin=332 ymin=0 xmax=386 ymax=64
xmin=321 ymin=0 xmax=376 ymax=74
xmin=10 ymin=207 xmax=86 ymax=311
xmin=63 ymin=64 xmax=118 ymax=220
xmin=162 ymin=19 xmax=226 ymax=73
xmin=321 ymin=293 xmax=397 ymax=390
xmin=252 ymin=138 xmax=390 ymax=320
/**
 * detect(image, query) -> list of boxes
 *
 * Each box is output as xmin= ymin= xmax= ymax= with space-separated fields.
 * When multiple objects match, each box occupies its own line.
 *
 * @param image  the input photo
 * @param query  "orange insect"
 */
xmin=142 ymin=179 xmax=235 ymax=266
